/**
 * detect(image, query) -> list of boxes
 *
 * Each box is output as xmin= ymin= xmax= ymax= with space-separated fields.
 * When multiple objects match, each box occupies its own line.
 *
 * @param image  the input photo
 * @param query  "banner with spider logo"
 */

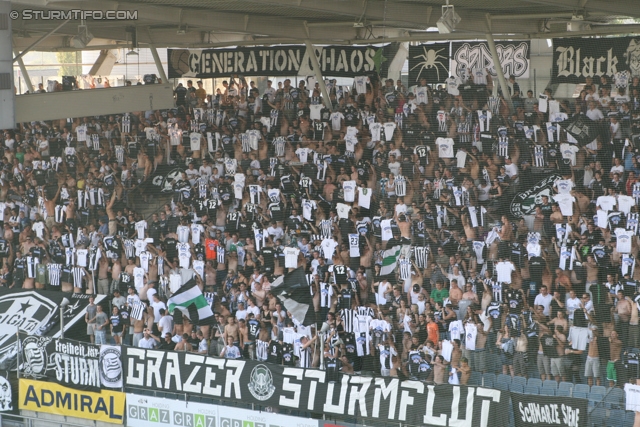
xmin=408 ymin=43 xmax=451 ymax=84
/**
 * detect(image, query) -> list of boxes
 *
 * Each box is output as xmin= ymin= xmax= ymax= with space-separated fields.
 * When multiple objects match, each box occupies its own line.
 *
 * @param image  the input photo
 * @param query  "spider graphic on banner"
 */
xmin=408 ymin=44 xmax=450 ymax=83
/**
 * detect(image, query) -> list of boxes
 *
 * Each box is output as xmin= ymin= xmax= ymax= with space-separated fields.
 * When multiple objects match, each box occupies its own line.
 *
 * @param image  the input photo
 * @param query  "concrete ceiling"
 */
xmin=8 ymin=0 xmax=640 ymax=52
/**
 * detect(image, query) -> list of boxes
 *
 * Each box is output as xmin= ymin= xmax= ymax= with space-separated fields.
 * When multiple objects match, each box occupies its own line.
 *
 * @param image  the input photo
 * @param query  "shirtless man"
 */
xmin=360 ymin=235 xmax=373 ymax=285
xmin=462 ymin=283 xmax=479 ymax=305
xmin=111 ymin=258 xmax=121 ymax=293
xmin=568 ymin=328 xmax=600 ymax=386
xmin=97 ymin=255 xmax=110 ymax=295
xmin=238 ymin=319 xmax=250 ymax=358
xmin=356 ymin=271 xmax=369 ymax=306
xmin=106 ymin=191 xmax=119 ymax=236
xmin=145 ymin=306 xmax=155 ymax=335
xmin=174 ymin=333 xmax=193 ymax=352
xmin=608 ymin=330 xmax=623 ymax=388
xmin=615 ymin=290 xmax=632 ymax=343
xmin=322 ymin=176 xmax=337 ymax=203
xmin=551 ymin=326 xmax=567 ymax=382
xmin=397 ymin=214 xmax=411 ymax=240
xmin=257 ymin=321 xmax=270 ymax=361
xmin=474 ymin=311 xmax=490 ymax=374
xmin=253 ymin=281 xmax=266 ymax=307
xmin=223 ymin=316 xmax=240 ymax=346
xmin=448 ymin=280 xmax=463 ymax=305
xmin=43 ymin=180 xmax=63 ymax=231
xmin=548 ymin=310 xmax=569 ymax=334
xmin=132 ymin=307 xmax=145 ymax=347
xmin=584 ymin=255 xmax=599 ymax=295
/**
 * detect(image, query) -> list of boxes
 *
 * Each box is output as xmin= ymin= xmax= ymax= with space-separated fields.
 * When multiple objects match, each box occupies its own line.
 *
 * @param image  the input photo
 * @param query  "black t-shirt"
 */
xmin=33 ymin=169 xmax=46 ymax=186
xmin=540 ymin=334 xmax=558 ymax=358
xmin=343 ymin=333 xmax=357 ymax=362
xmin=505 ymin=288 xmax=524 ymax=314
xmin=261 ymin=247 xmax=275 ymax=270
xmin=266 ymin=341 xmax=282 ymax=364
xmin=325 ymin=357 xmax=342 ymax=383
xmin=528 ymin=256 xmax=546 ymax=284
xmin=338 ymin=288 xmax=354 ymax=310
xmin=164 ymin=237 xmax=178 ymax=259
xmin=282 ymin=342 xmax=294 ymax=366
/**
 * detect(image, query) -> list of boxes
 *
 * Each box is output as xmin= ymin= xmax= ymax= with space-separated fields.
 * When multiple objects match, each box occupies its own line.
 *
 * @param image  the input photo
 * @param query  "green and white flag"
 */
xmin=167 ymin=278 xmax=215 ymax=325
xmin=380 ymin=245 xmax=402 ymax=276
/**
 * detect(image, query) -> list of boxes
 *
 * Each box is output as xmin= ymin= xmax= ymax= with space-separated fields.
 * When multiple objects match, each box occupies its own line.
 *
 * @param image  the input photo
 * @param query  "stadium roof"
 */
xmin=9 ymin=0 xmax=640 ymax=52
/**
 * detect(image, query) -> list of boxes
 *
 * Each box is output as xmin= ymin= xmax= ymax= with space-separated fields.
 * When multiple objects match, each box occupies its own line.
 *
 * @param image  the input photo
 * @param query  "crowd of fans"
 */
xmin=4 ymin=67 xmax=640 ymax=389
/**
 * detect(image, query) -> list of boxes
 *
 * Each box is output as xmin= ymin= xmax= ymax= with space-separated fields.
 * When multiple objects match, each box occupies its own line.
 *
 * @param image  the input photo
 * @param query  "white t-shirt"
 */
xmin=354 ymin=76 xmax=370 ymax=94
xmin=358 ymin=187 xmax=372 ymax=209
xmin=415 ymin=86 xmax=428 ymax=105
xmin=284 ymin=247 xmax=300 ymax=269
xmin=309 ymin=105 xmax=322 ymax=121
xmin=560 ymin=143 xmax=579 ymax=166
xmin=32 ymin=221 xmax=45 ymax=239
xmin=596 ymin=195 xmax=617 ymax=211
xmin=336 ymin=203 xmax=350 ymax=219
xmin=301 ymin=199 xmax=316 ymax=221
xmin=133 ymin=267 xmax=145 ymax=291
xmin=445 ymin=77 xmax=460 ymax=96
xmin=321 ymin=239 xmax=339 ymax=260
xmin=330 ymin=112 xmax=344 ymax=131
xmin=534 ymin=293 xmax=553 ymax=316
xmin=190 ymin=224 xmax=204 ymax=244
xmin=295 ymin=147 xmax=312 ymax=163
xmin=617 ymin=195 xmax=636 ymax=214
xmin=625 ymin=383 xmax=640 ymax=412
xmin=455 ymin=150 xmax=467 ymax=168
xmin=496 ymin=261 xmax=515 ymax=284
xmin=369 ymin=122 xmax=382 ymax=142
xmin=615 ymin=228 xmax=633 ymax=253
xmin=568 ymin=326 xmax=592 ymax=351
xmin=554 ymin=179 xmax=574 ymax=194
xmin=436 ymin=137 xmax=454 ymax=158
xmin=135 ymin=220 xmax=147 ymax=240
xmin=190 ymin=132 xmax=202 ymax=151
xmin=343 ymin=181 xmax=357 ymax=203
xmin=383 ymin=122 xmax=397 ymax=141
xmin=464 ymin=322 xmax=477 ymax=350
xmin=553 ymin=194 xmax=575 ymax=216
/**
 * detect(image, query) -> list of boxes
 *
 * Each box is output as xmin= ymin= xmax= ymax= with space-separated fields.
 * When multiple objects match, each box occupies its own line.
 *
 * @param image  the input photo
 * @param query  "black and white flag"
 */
xmin=130 ymin=301 xmax=146 ymax=321
xmin=270 ymin=267 xmax=315 ymax=326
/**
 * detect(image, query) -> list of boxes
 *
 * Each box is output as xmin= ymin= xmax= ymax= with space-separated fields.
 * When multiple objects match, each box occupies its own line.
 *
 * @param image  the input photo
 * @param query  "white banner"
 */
xmin=126 ymin=394 xmax=318 ymax=427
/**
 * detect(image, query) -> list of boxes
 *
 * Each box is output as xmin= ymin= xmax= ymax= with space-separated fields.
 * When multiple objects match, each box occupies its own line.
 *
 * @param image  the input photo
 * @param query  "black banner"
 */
xmin=123 ymin=347 xmax=509 ymax=426
xmin=511 ymin=392 xmax=587 ymax=427
xmin=408 ymin=43 xmax=450 ymax=84
xmin=451 ymin=41 xmax=530 ymax=80
xmin=0 ymin=289 xmax=104 ymax=369
xmin=147 ymin=165 xmax=184 ymax=194
xmin=17 ymin=334 xmax=122 ymax=392
xmin=552 ymin=36 xmax=640 ymax=83
xmin=168 ymin=44 xmax=396 ymax=79
xmin=510 ymin=173 xmax=563 ymax=217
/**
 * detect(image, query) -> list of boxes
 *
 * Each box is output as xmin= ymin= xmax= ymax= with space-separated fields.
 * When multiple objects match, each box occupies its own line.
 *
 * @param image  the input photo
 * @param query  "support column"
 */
xmin=13 ymin=49 xmax=34 ymax=94
xmin=0 ymin=0 xmax=16 ymax=129
xmin=88 ymin=49 xmax=118 ymax=77
xmin=485 ymin=33 xmax=514 ymax=115
xmin=304 ymin=40 xmax=333 ymax=111
xmin=149 ymin=45 xmax=168 ymax=84
xmin=386 ymin=42 xmax=409 ymax=82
